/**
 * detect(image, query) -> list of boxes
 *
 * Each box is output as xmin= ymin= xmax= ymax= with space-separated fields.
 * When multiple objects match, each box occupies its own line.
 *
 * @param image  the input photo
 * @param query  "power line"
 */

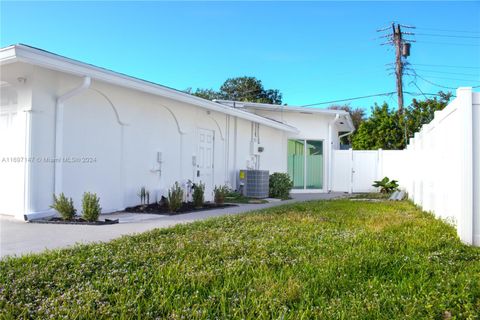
xmin=398 ymin=24 xmax=416 ymax=29
xmin=410 ymin=63 xmax=480 ymax=69
xmin=412 ymin=75 xmax=456 ymax=89
xmin=409 ymin=72 xmax=480 ymax=89
xmin=376 ymin=25 xmax=392 ymax=32
xmin=408 ymin=81 xmax=428 ymax=99
xmin=377 ymin=23 xmax=416 ymax=31
xmin=404 ymin=91 xmax=456 ymax=97
xmin=298 ymin=90 xmax=453 ymax=109
xmin=409 ymin=69 xmax=480 ymax=77
xmin=416 ymin=33 xmax=480 ymax=39
xmin=299 ymin=92 xmax=397 ymax=107
xmin=414 ymin=40 xmax=480 ymax=47
xmin=406 ymin=73 xmax=480 ymax=83
xmin=416 ymin=27 xmax=480 ymax=34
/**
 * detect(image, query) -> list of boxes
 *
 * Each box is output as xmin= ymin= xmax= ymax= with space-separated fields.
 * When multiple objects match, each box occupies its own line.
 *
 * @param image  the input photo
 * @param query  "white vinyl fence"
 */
xmin=332 ymin=87 xmax=479 ymax=246
xmin=332 ymin=149 xmax=405 ymax=193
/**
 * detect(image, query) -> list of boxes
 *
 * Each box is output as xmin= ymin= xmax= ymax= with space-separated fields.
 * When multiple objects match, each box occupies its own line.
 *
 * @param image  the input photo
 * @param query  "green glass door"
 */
xmin=287 ymin=140 xmax=305 ymax=189
xmin=305 ymin=140 xmax=323 ymax=189
xmin=287 ymin=139 xmax=323 ymax=190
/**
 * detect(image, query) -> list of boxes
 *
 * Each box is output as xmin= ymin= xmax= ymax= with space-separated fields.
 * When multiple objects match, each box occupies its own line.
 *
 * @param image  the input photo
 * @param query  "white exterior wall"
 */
xmin=257 ymin=124 xmax=287 ymax=173
xmin=222 ymin=115 xmax=286 ymax=191
xmin=0 ymin=63 xmax=34 ymax=218
xmin=332 ymin=88 xmax=479 ymax=246
xmin=249 ymin=109 xmax=340 ymax=192
xmin=1 ymin=64 xmax=287 ymax=219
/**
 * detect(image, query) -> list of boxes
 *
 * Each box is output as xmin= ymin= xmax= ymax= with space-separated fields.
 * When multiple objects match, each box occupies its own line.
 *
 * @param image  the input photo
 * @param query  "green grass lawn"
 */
xmin=1 ymin=199 xmax=479 ymax=319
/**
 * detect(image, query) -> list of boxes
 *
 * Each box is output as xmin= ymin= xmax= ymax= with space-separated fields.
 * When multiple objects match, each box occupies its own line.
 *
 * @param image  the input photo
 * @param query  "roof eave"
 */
xmin=215 ymin=99 xmax=350 ymax=116
xmin=216 ymin=100 xmax=354 ymax=131
xmin=1 ymin=44 xmax=298 ymax=133
xmin=0 ymin=46 xmax=18 ymax=66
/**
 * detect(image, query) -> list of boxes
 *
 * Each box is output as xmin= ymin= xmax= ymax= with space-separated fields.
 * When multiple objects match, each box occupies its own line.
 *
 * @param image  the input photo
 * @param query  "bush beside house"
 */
xmin=269 ymin=172 xmax=293 ymax=200
xmin=50 ymin=193 xmax=76 ymax=220
xmin=81 ymin=192 xmax=102 ymax=221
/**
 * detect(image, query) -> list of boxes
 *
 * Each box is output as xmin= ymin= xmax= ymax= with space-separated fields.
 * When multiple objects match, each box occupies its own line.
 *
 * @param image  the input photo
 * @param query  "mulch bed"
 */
xmin=125 ymin=202 xmax=237 ymax=215
xmin=29 ymin=217 xmax=119 ymax=225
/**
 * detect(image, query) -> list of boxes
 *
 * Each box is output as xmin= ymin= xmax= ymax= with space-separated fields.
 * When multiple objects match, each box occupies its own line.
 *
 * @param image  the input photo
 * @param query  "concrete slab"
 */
xmin=0 ymin=192 xmax=346 ymax=258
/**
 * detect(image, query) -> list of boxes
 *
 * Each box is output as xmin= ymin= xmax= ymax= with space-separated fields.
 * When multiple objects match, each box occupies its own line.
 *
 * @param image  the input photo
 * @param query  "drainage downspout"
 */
xmin=23 ymin=97 xmax=33 ymax=220
xmin=339 ymin=114 xmax=356 ymax=140
xmin=225 ymin=114 xmax=230 ymax=185
xmin=233 ymin=116 xmax=238 ymax=188
xmin=339 ymin=117 xmax=356 ymax=194
xmin=328 ymin=114 xmax=340 ymax=192
xmin=339 ymin=127 xmax=356 ymax=140
xmin=338 ymin=130 xmax=355 ymax=140
xmin=54 ymin=76 xmax=91 ymax=196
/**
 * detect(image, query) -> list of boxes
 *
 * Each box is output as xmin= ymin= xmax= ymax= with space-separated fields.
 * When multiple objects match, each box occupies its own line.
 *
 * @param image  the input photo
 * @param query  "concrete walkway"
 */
xmin=0 ymin=193 xmax=345 ymax=258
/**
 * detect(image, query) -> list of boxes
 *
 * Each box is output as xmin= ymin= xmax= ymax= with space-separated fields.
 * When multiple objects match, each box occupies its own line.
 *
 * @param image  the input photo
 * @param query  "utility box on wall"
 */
xmin=237 ymin=170 xmax=269 ymax=198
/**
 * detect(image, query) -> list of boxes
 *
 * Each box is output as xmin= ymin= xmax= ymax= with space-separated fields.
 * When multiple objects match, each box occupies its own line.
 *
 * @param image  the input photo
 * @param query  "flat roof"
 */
xmin=214 ymin=100 xmax=355 ymax=132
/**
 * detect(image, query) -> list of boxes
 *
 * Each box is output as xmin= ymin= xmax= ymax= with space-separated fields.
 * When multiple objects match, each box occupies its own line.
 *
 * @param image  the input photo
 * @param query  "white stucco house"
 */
xmin=0 ymin=44 xmax=354 ymax=220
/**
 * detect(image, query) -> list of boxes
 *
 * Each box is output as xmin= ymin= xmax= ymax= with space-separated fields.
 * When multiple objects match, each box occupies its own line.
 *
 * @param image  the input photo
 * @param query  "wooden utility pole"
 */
xmin=393 ymin=23 xmax=404 ymax=112
xmin=378 ymin=22 xmax=414 ymax=146
xmin=378 ymin=23 xmax=414 ymax=112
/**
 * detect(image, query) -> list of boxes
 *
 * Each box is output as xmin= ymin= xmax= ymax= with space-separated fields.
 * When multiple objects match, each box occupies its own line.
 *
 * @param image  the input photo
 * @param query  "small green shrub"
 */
xmin=214 ymin=185 xmax=230 ymax=205
xmin=372 ymin=177 xmax=399 ymax=194
xmin=50 ymin=193 xmax=76 ymax=220
xmin=81 ymin=192 xmax=101 ymax=221
xmin=168 ymin=182 xmax=184 ymax=212
xmin=192 ymin=182 xmax=205 ymax=209
xmin=269 ymin=172 xmax=293 ymax=200
xmin=138 ymin=187 xmax=150 ymax=205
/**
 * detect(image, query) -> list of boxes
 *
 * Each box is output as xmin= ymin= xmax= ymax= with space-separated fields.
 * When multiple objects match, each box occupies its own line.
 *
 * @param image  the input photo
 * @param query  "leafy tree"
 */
xmin=351 ymin=92 xmax=452 ymax=150
xmin=405 ymin=92 xmax=452 ymax=138
xmin=352 ymin=103 xmax=404 ymax=150
xmin=186 ymin=76 xmax=283 ymax=104
xmin=184 ymin=88 xmax=220 ymax=101
xmin=193 ymin=88 xmax=220 ymax=101
xmin=219 ymin=77 xmax=283 ymax=104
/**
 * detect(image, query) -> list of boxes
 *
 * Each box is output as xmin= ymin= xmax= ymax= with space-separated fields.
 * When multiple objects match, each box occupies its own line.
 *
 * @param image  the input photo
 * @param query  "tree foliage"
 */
xmin=352 ymin=103 xmax=404 ymax=150
xmin=406 ymin=92 xmax=452 ymax=135
xmin=351 ymin=92 xmax=452 ymax=150
xmin=184 ymin=88 xmax=221 ymax=101
xmin=186 ymin=76 xmax=283 ymax=104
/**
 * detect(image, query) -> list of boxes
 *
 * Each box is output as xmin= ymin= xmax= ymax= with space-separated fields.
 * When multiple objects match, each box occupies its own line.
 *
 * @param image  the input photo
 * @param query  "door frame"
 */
xmin=287 ymin=137 xmax=326 ymax=193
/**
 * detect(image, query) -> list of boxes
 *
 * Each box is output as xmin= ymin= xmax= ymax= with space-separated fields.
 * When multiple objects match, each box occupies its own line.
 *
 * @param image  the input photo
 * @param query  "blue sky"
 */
xmin=1 ymin=1 xmax=479 ymax=111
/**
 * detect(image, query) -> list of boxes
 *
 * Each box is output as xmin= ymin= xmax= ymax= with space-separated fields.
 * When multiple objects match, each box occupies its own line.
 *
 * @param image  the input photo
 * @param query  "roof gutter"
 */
xmin=338 ymin=128 xmax=355 ymax=140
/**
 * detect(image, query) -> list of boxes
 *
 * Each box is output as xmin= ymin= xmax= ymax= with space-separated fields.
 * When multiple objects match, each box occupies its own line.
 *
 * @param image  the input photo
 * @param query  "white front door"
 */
xmin=197 ymin=128 xmax=214 ymax=199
